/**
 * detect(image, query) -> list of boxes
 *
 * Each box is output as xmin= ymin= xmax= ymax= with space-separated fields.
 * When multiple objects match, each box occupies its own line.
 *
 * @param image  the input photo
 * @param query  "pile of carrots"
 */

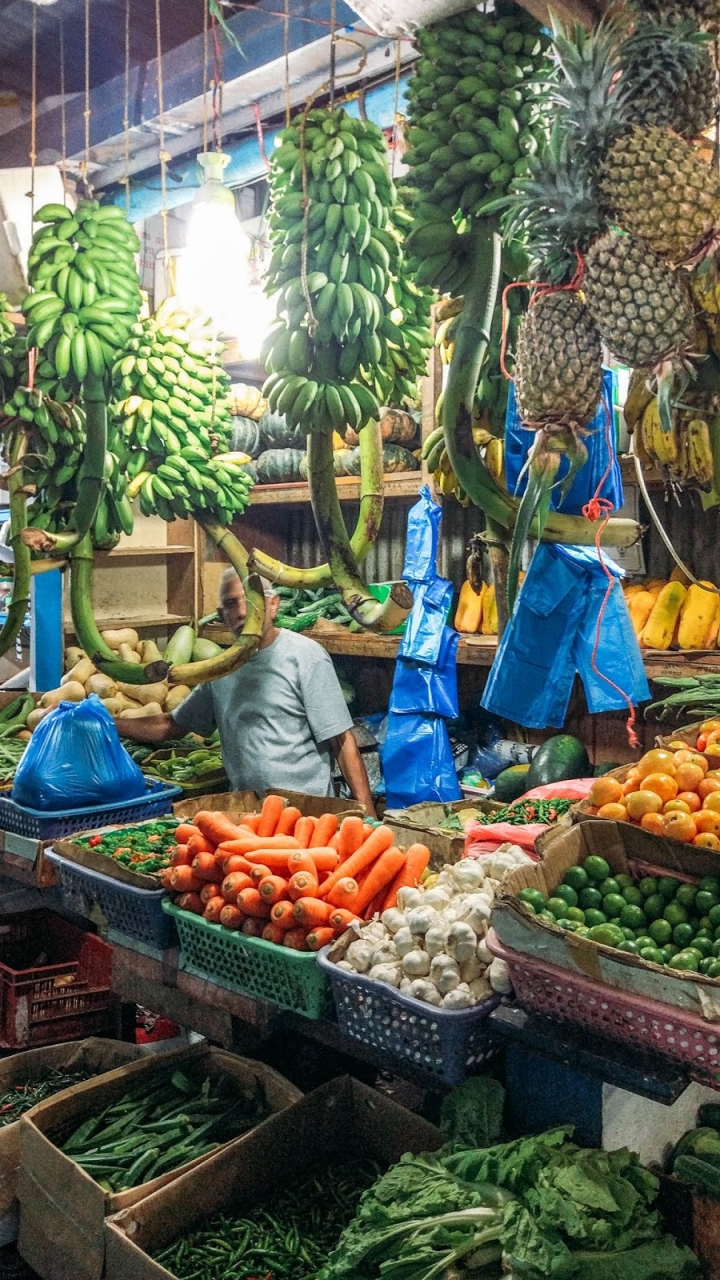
xmin=162 ymin=794 xmax=431 ymax=952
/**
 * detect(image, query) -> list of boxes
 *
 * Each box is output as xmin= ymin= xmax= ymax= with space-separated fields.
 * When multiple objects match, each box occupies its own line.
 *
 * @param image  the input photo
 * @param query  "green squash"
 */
xmin=259 ymin=410 xmax=307 ymax=450
xmin=383 ymin=443 xmax=420 ymax=473
xmin=333 ymin=447 xmax=362 ymax=476
xmin=255 ymin=448 xmax=305 ymax=485
xmin=230 ymin=416 xmax=263 ymax=458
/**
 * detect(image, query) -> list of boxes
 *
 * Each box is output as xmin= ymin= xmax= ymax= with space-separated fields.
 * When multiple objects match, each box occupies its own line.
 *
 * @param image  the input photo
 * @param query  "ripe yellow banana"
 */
xmin=685 ymin=418 xmax=714 ymax=488
xmin=485 ymin=436 xmax=506 ymax=488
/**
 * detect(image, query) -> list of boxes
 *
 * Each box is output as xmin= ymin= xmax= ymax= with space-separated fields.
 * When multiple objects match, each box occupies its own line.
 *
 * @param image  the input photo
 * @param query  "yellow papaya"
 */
xmin=454 ymin=580 xmax=485 ymax=633
xmin=641 ymin=582 xmax=687 ymax=650
xmin=627 ymin=590 xmax=656 ymax=637
xmin=481 ymin=584 xmax=498 ymax=636
xmin=678 ymin=582 xmax=720 ymax=650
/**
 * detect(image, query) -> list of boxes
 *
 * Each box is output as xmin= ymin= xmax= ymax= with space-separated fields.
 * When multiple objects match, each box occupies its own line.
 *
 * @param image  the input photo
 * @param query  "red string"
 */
xmin=27 ymin=347 xmax=36 ymax=393
xmin=252 ymin=103 xmax=270 ymax=170
xmin=500 ymin=252 xmax=586 ymax=382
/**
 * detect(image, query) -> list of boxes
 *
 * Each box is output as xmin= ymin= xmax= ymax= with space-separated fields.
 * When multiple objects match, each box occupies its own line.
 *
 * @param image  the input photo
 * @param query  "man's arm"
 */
xmin=115 ymin=713 xmax=183 ymax=743
xmin=330 ymin=729 xmax=376 ymax=818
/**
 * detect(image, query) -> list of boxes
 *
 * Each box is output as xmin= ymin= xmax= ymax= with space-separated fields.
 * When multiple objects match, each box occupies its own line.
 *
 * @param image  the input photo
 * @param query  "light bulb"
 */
xmin=175 ymin=151 xmax=251 ymax=337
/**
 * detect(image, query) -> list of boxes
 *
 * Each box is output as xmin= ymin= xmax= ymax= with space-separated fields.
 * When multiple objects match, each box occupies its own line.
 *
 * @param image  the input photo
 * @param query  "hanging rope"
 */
xmin=154 ymin=0 xmax=170 ymax=268
xmin=202 ymin=0 xmax=209 ymax=154
xmin=284 ymin=0 xmax=291 ymax=128
xmin=210 ymin=11 xmax=224 ymax=151
xmin=29 ymin=3 xmax=37 ymax=223
xmin=329 ymin=0 xmax=337 ymax=109
xmin=82 ymin=0 xmax=91 ymax=191
xmin=391 ymin=36 xmax=402 ymax=178
xmin=59 ymin=16 xmax=68 ymax=199
xmin=252 ymin=103 xmax=270 ymax=171
xmin=122 ymin=0 xmax=131 ymax=215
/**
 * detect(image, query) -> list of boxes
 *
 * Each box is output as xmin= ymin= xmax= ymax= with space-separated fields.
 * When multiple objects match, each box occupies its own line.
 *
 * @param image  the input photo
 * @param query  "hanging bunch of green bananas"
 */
xmin=22 ymin=201 xmax=142 ymax=383
xmin=380 ymin=198 xmax=433 ymax=408
xmin=423 ymin=420 xmax=505 ymax=504
xmin=0 ymin=295 xmax=14 ymax=392
xmin=402 ymin=3 xmax=552 ymax=296
xmin=262 ymin=106 xmax=426 ymax=433
xmin=126 ymin=445 xmax=253 ymax=526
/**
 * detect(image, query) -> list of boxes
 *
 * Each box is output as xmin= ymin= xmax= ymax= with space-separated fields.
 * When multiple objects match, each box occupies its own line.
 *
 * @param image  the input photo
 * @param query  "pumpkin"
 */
xmin=383 ymin=444 xmax=421 ymax=473
xmin=259 ymin=410 xmax=307 ymax=450
xmin=379 ymin=409 xmax=418 ymax=446
xmin=255 ymin=449 xmax=305 ymax=484
xmin=230 ymin=416 xmax=264 ymax=458
xmin=333 ymin=447 xmax=362 ymax=477
xmin=230 ymin=383 xmax=267 ymax=419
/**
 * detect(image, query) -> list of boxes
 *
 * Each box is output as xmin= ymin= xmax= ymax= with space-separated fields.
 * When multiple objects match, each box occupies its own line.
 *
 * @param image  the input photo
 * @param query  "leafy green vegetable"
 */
xmin=441 ymin=1077 xmax=505 ymax=1151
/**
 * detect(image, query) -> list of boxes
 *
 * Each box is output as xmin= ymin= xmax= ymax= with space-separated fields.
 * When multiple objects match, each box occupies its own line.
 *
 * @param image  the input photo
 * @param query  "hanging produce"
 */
xmin=633 ymin=0 xmax=720 ymax=30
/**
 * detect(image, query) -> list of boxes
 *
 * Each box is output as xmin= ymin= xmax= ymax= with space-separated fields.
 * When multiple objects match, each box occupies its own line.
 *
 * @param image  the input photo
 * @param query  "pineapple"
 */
xmin=600 ymin=125 xmax=720 ymax=264
xmin=584 ymin=231 xmax=697 ymax=367
xmin=514 ymin=292 xmax=603 ymax=427
xmin=632 ymin=0 xmax=720 ymax=34
xmin=619 ymin=20 xmax=718 ymax=140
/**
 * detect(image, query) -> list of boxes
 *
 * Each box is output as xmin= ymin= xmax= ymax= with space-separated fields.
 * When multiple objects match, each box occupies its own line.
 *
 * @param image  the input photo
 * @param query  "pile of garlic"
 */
xmin=330 ymin=845 xmax=532 ymax=1010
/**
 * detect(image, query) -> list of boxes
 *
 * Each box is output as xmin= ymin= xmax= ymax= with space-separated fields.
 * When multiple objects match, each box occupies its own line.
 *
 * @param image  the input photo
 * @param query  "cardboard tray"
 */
xmin=52 ymin=817 xmax=179 ymax=890
xmin=104 ymin=1076 xmax=443 ymax=1280
xmin=173 ymin=787 xmax=364 ymax=821
xmin=384 ymin=798 xmax=502 ymax=868
xmin=17 ymin=1042 xmax=302 ymax=1280
xmin=493 ymin=819 xmax=720 ymax=1021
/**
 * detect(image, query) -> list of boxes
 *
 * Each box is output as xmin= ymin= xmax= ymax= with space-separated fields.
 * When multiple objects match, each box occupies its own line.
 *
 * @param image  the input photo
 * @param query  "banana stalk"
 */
xmin=169 ymin=516 xmax=262 ymax=687
xmin=21 ymin=372 xmax=107 ymax=556
xmin=307 ymin=431 xmax=412 ymax=630
xmin=0 ymin=430 xmax=31 ymax=660
xmin=249 ymin=419 xmax=385 ymax=589
xmin=70 ymin=534 xmax=169 ymax=684
xmin=442 ymin=230 xmax=641 ymax=553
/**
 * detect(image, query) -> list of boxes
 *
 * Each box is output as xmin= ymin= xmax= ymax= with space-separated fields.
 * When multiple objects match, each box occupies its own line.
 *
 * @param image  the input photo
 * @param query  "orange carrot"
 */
xmin=193 ymin=811 xmax=247 ymax=846
xmin=174 ymin=824 xmax=200 ymax=845
xmin=310 ymin=813 xmax=339 ymax=849
xmin=249 ymin=863 xmax=273 ymax=886
xmin=287 ymin=850 xmax=317 ymax=877
xmin=362 ymin=824 xmax=375 ymax=840
xmin=187 ymin=832 xmax=214 ymax=856
xmin=236 ymin=888 xmax=271 ymax=918
xmin=337 ymin=816 xmax=366 ymax=860
xmin=318 ymin=826 xmax=395 ymax=900
xmin=258 ymin=794 xmax=285 ymax=837
xmin=169 ymin=844 xmax=192 ymax=867
xmin=328 ymin=907 xmax=359 ymax=932
xmin=382 ymin=843 xmax=430 ymax=911
xmin=244 ymin=849 xmax=301 ymax=868
xmin=191 ymin=852 xmax=223 ymax=883
xmin=220 ymin=905 xmax=244 ymax=930
xmin=293 ymin=897 xmax=333 ymax=930
xmin=175 ymin=891 xmax=203 ymax=914
xmin=221 ymin=872 xmax=253 ymax=903
xmin=258 ymin=875 xmax=289 ymax=906
xmin=330 ymin=833 xmax=342 ymax=853
xmin=202 ymin=896 xmax=226 ymax=923
xmin=161 ymin=869 xmax=174 ymax=891
xmin=363 ymin=891 xmax=385 ymax=921
xmin=327 ymin=877 xmax=359 ymax=909
xmin=221 ymin=854 xmax=253 ymax=876
xmin=170 ymin=865 xmax=203 ymax=893
xmin=262 ymin=922 xmax=286 ymax=944
xmin=288 ymin=870 xmax=319 ymax=902
xmin=201 ymin=881 xmax=223 ymax=905
xmin=350 ymin=847 xmax=406 ymax=916
xmin=241 ymin=917 xmax=264 ymax=937
xmin=218 ymin=836 xmax=300 ymax=856
xmin=270 ymin=900 xmax=295 ymax=930
xmin=283 ymin=928 xmax=309 ymax=951
xmin=238 ymin=813 xmax=261 ymax=833
xmin=275 ymin=806 xmax=301 ymax=837
xmin=306 ymin=927 xmax=336 ymax=952
xmin=293 ymin=816 xmax=316 ymax=849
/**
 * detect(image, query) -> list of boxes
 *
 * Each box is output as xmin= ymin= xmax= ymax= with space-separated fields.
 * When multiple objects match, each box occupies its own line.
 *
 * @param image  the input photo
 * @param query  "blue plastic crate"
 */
xmin=0 ymin=781 xmax=182 ymax=841
xmin=45 ymin=851 xmax=176 ymax=955
xmin=317 ymin=948 xmax=501 ymax=1086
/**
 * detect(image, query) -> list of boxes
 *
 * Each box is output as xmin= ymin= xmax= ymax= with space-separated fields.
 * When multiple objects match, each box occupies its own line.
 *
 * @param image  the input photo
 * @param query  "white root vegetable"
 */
xmin=380 ymin=908 xmax=406 ymax=935
xmin=346 ymin=940 xmax=374 ymax=973
xmin=459 ymin=894 xmax=493 ymax=934
xmin=443 ymin=985 xmax=474 ymax=1010
xmin=41 ymin=681 xmax=86 ymax=708
xmin=371 ymin=941 xmax=398 ymax=967
xmin=469 ymin=976 xmax=494 ymax=1002
xmin=476 ymin=936 xmax=494 ymax=965
xmin=368 ymin=963 xmax=401 ymax=987
xmin=62 ymin=658 xmax=96 ymax=687
xmin=489 ymin=957 xmax=513 ymax=995
xmin=451 ymin=860 xmax=485 ymax=891
xmin=101 ymin=628 xmax=139 ymax=650
xmin=118 ymin=643 xmax=142 ymax=665
xmin=409 ymin=978 xmax=442 ymax=1006
xmin=396 ymin=886 xmax=423 ymax=912
xmin=459 ymin=955 xmax=484 ymax=984
xmin=423 ymin=888 xmax=451 ymax=911
xmin=485 ymin=846 xmax=533 ymax=880
xmin=446 ymin=921 xmax=478 ymax=964
xmin=27 ymin=707 xmax=52 ymax=731
xmin=399 ymin=977 xmax=413 ymax=995
xmin=424 ymin=924 xmax=449 ymax=958
xmin=86 ymin=673 xmax=116 ymax=699
xmin=118 ymin=702 xmax=164 ymax=719
xmin=406 ymin=905 xmax=440 ymax=936
xmin=64 ymin=646 xmax=86 ymax=669
xmin=402 ymin=949 xmax=431 ymax=977
xmin=116 ymin=680 xmax=169 ymax=707
xmin=164 ymin=685 xmax=191 ymax=713
xmin=429 ymin=955 xmax=461 ymax=994
xmin=393 ymin=927 xmax=415 ymax=959
xmin=336 ymin=960 xmax=355 ymax=973
xmin=99 ymin=697 xmax=124 ymax=716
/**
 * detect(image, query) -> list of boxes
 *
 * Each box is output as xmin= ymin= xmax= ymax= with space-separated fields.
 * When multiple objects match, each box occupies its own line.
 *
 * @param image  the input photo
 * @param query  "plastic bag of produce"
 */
xmin=12 ymin=694 xmax=146 ymax=811
xmin=382 ymin=712 xmax=461 ymax=808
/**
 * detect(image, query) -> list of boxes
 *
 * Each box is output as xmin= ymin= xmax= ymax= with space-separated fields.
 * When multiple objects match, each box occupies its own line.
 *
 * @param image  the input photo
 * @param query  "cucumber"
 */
xmin=526 ymin=736 xmax=591 ymax=790
xmin=675 ymin=1153 xmax=720 ymax=1198
xmin=699 ymin=1104 xmax=720 ymax=1130
xmin=494 ymin=764 xmax=531 ymax=804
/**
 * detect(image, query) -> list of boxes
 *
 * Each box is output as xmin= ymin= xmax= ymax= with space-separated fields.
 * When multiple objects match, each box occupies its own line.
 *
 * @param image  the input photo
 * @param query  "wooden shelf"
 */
xmin=64 ymin=612 xmax=191 ymax=634
xmin=250 ymin=472 xmax=422 ymax=505
xmin=96 ymin=546 xmax=195 ymax=559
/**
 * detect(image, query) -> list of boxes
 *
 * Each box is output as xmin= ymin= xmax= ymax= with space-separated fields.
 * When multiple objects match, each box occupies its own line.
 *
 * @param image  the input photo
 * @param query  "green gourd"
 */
xmin=255 ymin=448 xmax=305 ymax=484
xmin=230 ymin=416 xmax=263 ymax=458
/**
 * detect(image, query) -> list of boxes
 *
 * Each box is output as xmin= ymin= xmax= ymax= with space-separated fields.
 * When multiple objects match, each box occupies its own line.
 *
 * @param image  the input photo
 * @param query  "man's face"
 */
xmin=220 ymin=578 xmax=278 ymax=638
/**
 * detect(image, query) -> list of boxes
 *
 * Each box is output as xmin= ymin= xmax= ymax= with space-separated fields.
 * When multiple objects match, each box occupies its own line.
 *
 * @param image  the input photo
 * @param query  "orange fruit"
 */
xmin=640 ymin=812 xmax=665 ymax=834
xmin=690 ymin=754 xmax=709 ymax=775
xmin=695 ymin=809 xmax=720 ymax=835
xmin=637 ymin=750 xmax=677 ymax=779
xmin=694 ymin=833 xmax=720 ymax=851
xmin=625 ymin=790 xmax=663 ymax=820
xmin=588 ymin=777 xmax=623 ymax=808
xmin=707 ymin=729 xmax=720 ymax=748
xmin=699 ymin=777 xmax=720 ymax=800
xmin=642 ymin=773 xmax=679 ymax=804
xmin=673 ymin=750 xmax=696 ymax=766
xmin=596 ymin=802 xmax=628 ymax=821
xmin=701 ymin=719 xmax=720 ymax=734
xmin=706 ymin=745 xmax=720 ymax=759
xmin=623 ymin=777 xmax=641 ymax=796
xmin=677 ymin=790 xmax=702 ymax=813
xmin=674 ymin=763 xmax=705 ymax=793
xmin=704 ymin=791 xmax=720 ymax=814
xmin=669 ymin=740 xmax=691 ymax=750
xmin=707 ymin=770 xmax=720 ymax=780
xmin=625 ymin=767 xmax=642 ymax=782
xmin=661 ymin=811 xmax=698 ymax=843
xmin=664 ymin=799 xmax=691 ymax=815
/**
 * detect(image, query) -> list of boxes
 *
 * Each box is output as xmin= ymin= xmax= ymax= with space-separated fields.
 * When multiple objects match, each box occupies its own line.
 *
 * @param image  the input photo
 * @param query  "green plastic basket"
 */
xmin=162 ymin=900 xmax=328 ymax=1019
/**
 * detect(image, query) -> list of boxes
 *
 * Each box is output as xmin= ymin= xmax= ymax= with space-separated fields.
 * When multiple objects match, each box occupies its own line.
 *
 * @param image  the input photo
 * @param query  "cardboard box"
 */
xmin=173 ymin=788 xmax=364 ymax=822
xmin=17 ymin=1042 xmax=302 ymax=1280
xmin=494 ymin=819 xmax=720 ymax=1020
xmin=53 ymin=817 xmax=178 ymax=890
xmin=385 ymin=798 xmax=502 ymax=868
xmin=105 ymin=1076 xmax=443 ymax=1280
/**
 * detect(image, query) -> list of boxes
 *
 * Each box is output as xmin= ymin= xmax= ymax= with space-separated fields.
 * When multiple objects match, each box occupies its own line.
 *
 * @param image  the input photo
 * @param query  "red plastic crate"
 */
xmin=0 ymin=910 xmax=114 ymax=1048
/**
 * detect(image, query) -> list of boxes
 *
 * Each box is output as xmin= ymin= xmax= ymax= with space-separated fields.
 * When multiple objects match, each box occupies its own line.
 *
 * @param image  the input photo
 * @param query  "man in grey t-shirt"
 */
xmin=116 ymin=571 xmax=375 ymax=814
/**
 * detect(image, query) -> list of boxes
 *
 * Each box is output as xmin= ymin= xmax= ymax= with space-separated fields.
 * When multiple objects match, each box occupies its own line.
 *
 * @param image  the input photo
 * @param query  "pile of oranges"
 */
xmin=587 ymin=743 xmax=720 ymax=849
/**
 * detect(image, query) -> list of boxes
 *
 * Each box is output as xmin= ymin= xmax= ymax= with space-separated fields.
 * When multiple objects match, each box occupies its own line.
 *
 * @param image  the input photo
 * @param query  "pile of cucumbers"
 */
xmin=671 ymin=1105 xmax=720 ymax=1199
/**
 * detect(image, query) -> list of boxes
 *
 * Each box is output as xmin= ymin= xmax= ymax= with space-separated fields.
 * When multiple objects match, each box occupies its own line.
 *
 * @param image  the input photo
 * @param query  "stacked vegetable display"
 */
xmin=76 ymin=818 xmax=182 ymax=877
xmin=0 ymin=1067 xmax=93 ymax=1126
xmin=586 ymin=746 xmax=720 ymax=848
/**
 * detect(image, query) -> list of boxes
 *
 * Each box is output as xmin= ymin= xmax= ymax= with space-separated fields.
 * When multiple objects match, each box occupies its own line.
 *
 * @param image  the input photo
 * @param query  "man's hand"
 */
xmin=115 ymin=713 xmax=182 ymax=744
xmin=331 ymin=729 xmax=377 ymax=818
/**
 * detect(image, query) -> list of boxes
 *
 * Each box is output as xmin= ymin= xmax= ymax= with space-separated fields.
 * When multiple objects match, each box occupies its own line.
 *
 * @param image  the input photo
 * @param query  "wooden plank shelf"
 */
xmin=63 ymin=612 xmax=192 ymax=634
xmin=96 ymin=546 xmax=195 ymax=558
xmin=250 ymin=472 xmax=422 ymax=505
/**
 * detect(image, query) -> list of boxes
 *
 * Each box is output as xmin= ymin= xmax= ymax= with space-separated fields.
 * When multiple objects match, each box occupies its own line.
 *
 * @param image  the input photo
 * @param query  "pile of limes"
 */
xmin=517 ymin=855 xmax=720 ymax=976
xmin=587 ymin=746 xmax=720 ymax=849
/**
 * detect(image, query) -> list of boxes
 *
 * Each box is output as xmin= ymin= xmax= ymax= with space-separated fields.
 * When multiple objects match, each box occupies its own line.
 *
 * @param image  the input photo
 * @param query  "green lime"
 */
xmin=643 ymin=894 xmax=666 ymax=922
xmin=640 ymin=946 xmax=665 ymax=965
xmin=676 ymin=883 xmax=699 ymax=909
xmin=574 ymin=926 xmax=590 ymax=938
xmin=564 ymin=866 xmax=589 ymax=893
xmin=616 ymin=873 xmax=634 ymax=889
xmin=622 ymin=926 xmax=637 ymax=940
xmin=700 ymin=957 xmax=715 ymax=975
xmin=700 ymin=876 xmax=720 ymax=896
xmin=579 ymin=887 xmax=603 ymax=911
xmin=555 ymin=884 xmax=579 ymax=909
xmin=518 ymin=887 xmax=547 ymax=913
xmin=670 ymin=950 xmax=702 ymax=972
xmin=662 ymin=944 xmax=679 ymax=962
xmin=639 ymin=877 xmax=659 ymax=898
xmin=699 ymin=917 xmax=713 ymax=932
xmin=603 ymin=893 xmax=627 ymax=918
xmin=696 ymin=928 xmax=712 ymax=940
xmin=619 ymin=940 xmax=640 ymax=954
xmin=708 ymin=961 xmax=720 ymax=978
xmin=599 ymin=878 xmax=621 ymax=898
xmin=622 ymin=886 xmax=644 ymax=908
xmin=635 ymin=935 xmax=655 ymax=951
xmin=694 ymin=936 xmax=714 ymax=959
xmin=584 ymin=856 xmax=611 ymax=882
xmin=659 ymin=877 xmax=681 ymax=900
xmin=620 ymin=904 xmax=646 ymax=930
xmin=673 ymin=922 xmax=695 ymax=948
xmin=589 ymin=923 xmax=625 ymax=948
xmin=557 ymin=919 xmax=577 ymax=931
xmin=696 ymin=891 xmax=719 ymax=916
xmin=648 ymin=918 xmax=672 ymax=945
xmin=708 ymin=904 xmax=720 ymax=928
xmin=538 ymin=911 xmax=558 ymax=924
xmin=664 ymin=902 xmax=689 ymax=927
xmin=566 ymin=907 xmax=585 ymax=923
xmin=584 ymin=909 xmax=607 ymax=928
xmin=547 ymin=898 xmax=570 ymax=919
xmin=713 ymin=940 xmax=720 ymax=958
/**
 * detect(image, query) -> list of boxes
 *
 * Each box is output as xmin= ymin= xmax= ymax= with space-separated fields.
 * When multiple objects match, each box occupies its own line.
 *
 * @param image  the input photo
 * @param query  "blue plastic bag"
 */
xmin=390 ymin=627 xmax=460 ymax=718
xmin=398 ymin=577 xmax=454 ymax=665
xmin=12 ymin=694 xmax=147 ymax=811
xmin=403 ymin=485 xmax=442 ymax=583
xmin=382 ymin=712 xmax=461 ymax=809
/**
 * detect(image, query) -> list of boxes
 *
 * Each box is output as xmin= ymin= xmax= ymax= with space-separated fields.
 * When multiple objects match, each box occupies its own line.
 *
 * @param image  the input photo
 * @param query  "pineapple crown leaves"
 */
xmin=548 ymin=16 xmax=633 ymax=162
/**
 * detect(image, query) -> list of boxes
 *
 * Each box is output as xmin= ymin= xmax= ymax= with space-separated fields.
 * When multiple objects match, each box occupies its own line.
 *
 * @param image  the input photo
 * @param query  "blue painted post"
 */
xmin=30 ymin=570 xmax=63 ymax=692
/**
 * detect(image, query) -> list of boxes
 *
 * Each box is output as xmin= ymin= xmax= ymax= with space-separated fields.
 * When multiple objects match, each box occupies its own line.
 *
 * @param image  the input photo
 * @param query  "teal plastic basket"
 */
xmin=162 ymin=900 xmax=327 ymax=1019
